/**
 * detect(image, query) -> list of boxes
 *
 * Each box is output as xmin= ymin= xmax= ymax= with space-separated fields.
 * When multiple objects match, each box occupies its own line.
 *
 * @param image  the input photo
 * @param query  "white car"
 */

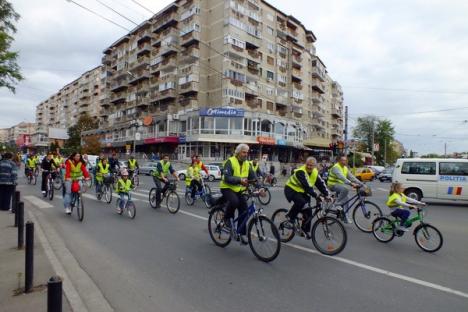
xmin=177 ymin=165 xmax=222 ymax=182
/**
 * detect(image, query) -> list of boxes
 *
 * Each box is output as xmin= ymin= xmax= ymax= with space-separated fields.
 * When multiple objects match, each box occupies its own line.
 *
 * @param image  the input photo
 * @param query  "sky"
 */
xmin=2 ymin=0 xmax=468 ymax=155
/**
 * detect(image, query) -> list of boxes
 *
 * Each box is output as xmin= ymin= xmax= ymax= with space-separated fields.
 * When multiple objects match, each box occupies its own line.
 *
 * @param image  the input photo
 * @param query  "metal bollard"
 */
xmin=25 ymin=221 xmax=34 ymax=293
xmin=47 ymin=276 xmax=62 ymax=312
xmin=17 ymin=202 xmax=24 ymax=249
xmin=13 ymin=191 xmax=20 ymax=226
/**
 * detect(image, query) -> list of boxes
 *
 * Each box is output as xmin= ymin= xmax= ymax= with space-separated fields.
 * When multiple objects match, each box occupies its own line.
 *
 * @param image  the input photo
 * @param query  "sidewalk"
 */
xmin=0 ymin=211 xmax=71 ymax=311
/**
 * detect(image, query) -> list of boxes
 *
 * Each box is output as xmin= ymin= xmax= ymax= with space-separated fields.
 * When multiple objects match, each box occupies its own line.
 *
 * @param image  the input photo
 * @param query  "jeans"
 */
xmin=221 ymin=188 xmax=248 ymax=235
xmin=63 ymin=180 xmax=72 ymax=209
xmin=0 ymin=185 xmax=15 ymax=211
xmin=391 ymin=209 xmax=411 ymax=226
xmin=119 ymin=193 xmax=127 ymax=209
xmin=189 ymin=180 xmax=202 ymax=198
xmin=330 ymin=184 xmax=350 ymax=211
xmin=284 ymin=186 xmax=313 ymax=232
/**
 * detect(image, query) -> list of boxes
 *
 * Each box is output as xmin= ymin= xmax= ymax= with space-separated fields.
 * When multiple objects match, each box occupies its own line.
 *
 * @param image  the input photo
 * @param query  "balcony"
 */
xmin=331 ymin=128 xmax=342 ymax=137
xmin=245 ymin=83 xmax=258 ymax=96
xmin=180 ymin=47 xmax=200 ymax=64
xmin=276 ymin=96 xmax=288 ymax=107
xmin=311 ymin=66 xmax=326 ymax=82
xmin=136 ymin=96 xmax=150 ymax=108
xmin=179 ymin=81 xmax=198 ymax=95
xmin=160 ymin=57 xmax=177 ymax=71
xmin=247 ymin=60 xmax=260 ymax=74
xmin=181 ymin=31 xmax=200 ymax=47
xmin=291 ymin=68 xmax=302 ymax=81
xmin=79 ymin=102 xmax=89 ymax=108
xmin=128 ymin=69 xmax=150 ymax=85
xmin=137 ymin=42 xmax=152 ymax=57
xmin=331 ymin=108 xmax=343 ymax=118
xmin=110 ymin=79 xmax=128 ymax=92
xmin=160 ymin=40 xmax=179 ymax=57
xmin=247 ymin=49 xmax=260 ymax=60
xmin=153 ymin=11 xmax=178 ymax=33
xmin=101 ymin=99 xmax=110 ymax=108
xmin=312 ymin=79 xmax=326 ymax=94
xmin=128 ymin=56 xmax=150 ymax=72
xmin=246 ymin=98 xmax=260 ymax=109
xmin=151 ymin=88 xmax=176 ymax=102
xmin=102 ymin=54 xmax=112 ymax=65
xmin=179 ymin=96 xmax=198 ymax=107
xmin=293 ymin=82 xmax=303 ymax=90
xmin=137 ymin=28 xmax=153 ymax=44
xmin=110 ymin=93 xmax=126 ymax=104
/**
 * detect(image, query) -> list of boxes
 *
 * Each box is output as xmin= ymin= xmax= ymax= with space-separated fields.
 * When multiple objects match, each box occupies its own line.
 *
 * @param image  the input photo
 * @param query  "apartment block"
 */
xmin=32 ymin=66 xmax=104 ymax=150
xmin=0 ymin=128 xmax=10 ymax=144
xmin=87 ymin=0 xmax=345 ymax=161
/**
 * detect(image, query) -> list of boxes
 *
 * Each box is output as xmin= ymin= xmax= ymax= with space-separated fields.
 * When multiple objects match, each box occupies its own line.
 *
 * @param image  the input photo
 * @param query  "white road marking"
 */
xmin=179 ymin=210 xmax=210 ymax=221
xmin=378 ymin=187 xmax=388 ymax=192
xmin=23 ymin=195 xmax=54 ymax=209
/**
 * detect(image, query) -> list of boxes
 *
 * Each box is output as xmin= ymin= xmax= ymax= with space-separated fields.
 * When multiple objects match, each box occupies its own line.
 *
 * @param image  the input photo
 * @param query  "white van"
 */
xmin=393 ymin=158 xmax=468 ymax=201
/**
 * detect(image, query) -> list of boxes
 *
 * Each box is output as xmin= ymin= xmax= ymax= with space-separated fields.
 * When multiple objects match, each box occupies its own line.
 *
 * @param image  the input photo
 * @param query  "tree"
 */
xmin=82 ymin=135 xmax=102 ymax=155
xmin=0 ymin=0 xmax=23 ymax=93
xmin=64 ymin=114 xmax=98 ymax=152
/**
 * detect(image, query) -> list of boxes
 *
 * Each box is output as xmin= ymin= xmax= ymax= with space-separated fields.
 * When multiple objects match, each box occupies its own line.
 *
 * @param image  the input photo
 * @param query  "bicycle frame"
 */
xmin=335 ymin=189 xmax=367 ymax=214
xmin=231 ymin=193 xmax=263 ymax=236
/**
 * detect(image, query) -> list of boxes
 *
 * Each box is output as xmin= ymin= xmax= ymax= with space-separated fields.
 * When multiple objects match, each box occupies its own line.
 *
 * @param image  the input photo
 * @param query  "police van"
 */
xmin=392 ymin=158 xmax=468 ymax=201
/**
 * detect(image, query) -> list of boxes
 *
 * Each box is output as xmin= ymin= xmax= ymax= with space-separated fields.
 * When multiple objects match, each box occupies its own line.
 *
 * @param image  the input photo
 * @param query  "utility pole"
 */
xmin=384 ymin=138 xmax=387 ymax=165
xmin=344 ymin=106 xmax=349 ymax=155
xmin=444 ymin=142 xmax=447 ymax=158
xmin=370 ymin=119 xmax=375 ymax=165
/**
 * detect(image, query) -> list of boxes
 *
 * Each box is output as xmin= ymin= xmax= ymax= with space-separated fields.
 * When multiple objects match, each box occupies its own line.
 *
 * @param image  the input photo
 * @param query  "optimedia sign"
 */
xmin=199 ymin=107 xmax=244 ymax=117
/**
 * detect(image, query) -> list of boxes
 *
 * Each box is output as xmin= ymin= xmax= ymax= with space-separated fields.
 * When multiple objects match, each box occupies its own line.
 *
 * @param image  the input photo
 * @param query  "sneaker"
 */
xmin=42 ymin=191 xmax=46 ymax=196
xmin=65 ymin=207 xmax=71 ymax=215
xmin=116 ymin=208 xmax=122 ymax=214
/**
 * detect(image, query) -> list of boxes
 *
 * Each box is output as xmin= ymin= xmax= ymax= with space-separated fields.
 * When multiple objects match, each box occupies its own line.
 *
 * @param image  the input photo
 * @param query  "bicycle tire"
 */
xmin=166 ymin=191 xmax=180 ymax=214
xmin=149 ymin=188 xmax=158 ymax=209
xmin=372 ymin=217 xmax=395 ymax=243
xmin=271 ymin=208 xmax=295 ymax=243
xmin=202 ymin=184 xmax=212 ymax=208
xmin=311 ymin=216 xmax=347 ymax=256
xmin=27 ymin=174 xmax=32 ymax=184
xmin=54 ymin=176 xmax=63 ymax=190
xmin=257 ymin=188 xmax=271 ymax=206
xmin=70 ymin=193 xmax=76 ymax=214
xmin=352 ymin=200 xmax=382 ymax=233
xmin=247 ymin=215 xmax=281 ymax=262
xmin=126 ymin=201 xmax=136 ymax=219
xmin=208 ymin=207 xmax=231 ymax=247
xmin=414 ymin=224 xmax=443 ymax=253
xmin=32 ymin=174 xmax=37 ymax=185
xmin=133 ymin=175 xmax=139 ymax=189
xmin=76 ymin=195 xmax=84 ymax=222
xmin=104 ymin=185 xmax=112 ymax=204
xmin=49 ymin=180 xmax=54 ymax=200
xmin=185 ymin=191 xmax=195 ymax=206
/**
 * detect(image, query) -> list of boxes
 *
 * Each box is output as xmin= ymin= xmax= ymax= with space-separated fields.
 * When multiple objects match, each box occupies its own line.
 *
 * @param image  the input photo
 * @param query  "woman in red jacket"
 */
xmin=63 ymin=152 xmax=90 ymax=214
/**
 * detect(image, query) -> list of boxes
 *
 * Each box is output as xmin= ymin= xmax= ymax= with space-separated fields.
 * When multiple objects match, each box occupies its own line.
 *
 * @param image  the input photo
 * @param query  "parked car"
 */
xmin=177 ymin=165 xmax=222 ymax=182
xmin=139 ymin=162 xmax=159 ymax=176
xmin=367 ymin=165 xmax=385 ymax=176
xmin=355 ymin=167 xmax=375 ymax=181
xmin=208 ymin=162 xmax=224 ymax=174
xmin=378 ymin=168 xmax=394 ymax=182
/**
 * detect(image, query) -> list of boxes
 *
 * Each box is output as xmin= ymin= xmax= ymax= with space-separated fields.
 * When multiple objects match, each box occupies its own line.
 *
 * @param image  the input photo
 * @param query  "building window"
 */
xmin=266 ymin=13 xmax=274 ymax=22
xmin=267 ymin=56 xmax=274 ymax=65
xmin=215 ymin=117 xmax=228 ymax=135
xmin=266 ymin=71 xmax=274 ymax=81
xmin=224 ymin=35 xmax=246 ymax=49
xmin=266 ymin=101 xmax=274 ymax=110
xmin=267 ymin=26 xmax=274 ymax=36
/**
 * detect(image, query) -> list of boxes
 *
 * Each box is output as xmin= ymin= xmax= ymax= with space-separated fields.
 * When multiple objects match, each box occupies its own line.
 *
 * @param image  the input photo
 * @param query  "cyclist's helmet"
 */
xmin=121 ymin=169 xmax=129 ymax=176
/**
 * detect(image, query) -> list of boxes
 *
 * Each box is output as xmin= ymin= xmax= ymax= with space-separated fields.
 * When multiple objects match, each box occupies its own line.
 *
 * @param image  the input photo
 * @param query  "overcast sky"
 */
xmin=2 ymin=0 xmax=468 ymax=154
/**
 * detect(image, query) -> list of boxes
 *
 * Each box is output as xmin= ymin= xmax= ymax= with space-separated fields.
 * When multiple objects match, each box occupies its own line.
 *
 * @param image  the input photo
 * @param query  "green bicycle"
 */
xmin=372 ymin=204 xmax=443 ymax=253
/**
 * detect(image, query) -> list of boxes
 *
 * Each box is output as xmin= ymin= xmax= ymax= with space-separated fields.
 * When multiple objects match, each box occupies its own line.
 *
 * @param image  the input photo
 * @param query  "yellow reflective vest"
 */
xmin=220 ymin=156 xmax=250 ymax=193
xmin=327 ymin=163 xmax=349 ymax=187
xmin=386 ymin=193 xmax=407 ymax=208
xmin=286 ymin=165 xmax=319 ymax=193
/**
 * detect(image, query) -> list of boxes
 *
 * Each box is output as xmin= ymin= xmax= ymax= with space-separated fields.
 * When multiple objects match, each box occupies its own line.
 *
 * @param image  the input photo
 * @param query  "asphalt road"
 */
xmin=17 ymin=175 xmax=468 ymax=312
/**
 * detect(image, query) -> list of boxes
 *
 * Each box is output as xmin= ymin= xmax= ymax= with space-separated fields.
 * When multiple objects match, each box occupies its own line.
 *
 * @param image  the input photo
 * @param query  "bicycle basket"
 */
xmin=103 ymin=175 xmax=114 ymax=185
xmin=359 ymin=187 xmax=372 ymax=197
xmin=206 ymin=192 xmax=225 ymax=207
xmin=168 ymin=182 xmax=177 ymax=191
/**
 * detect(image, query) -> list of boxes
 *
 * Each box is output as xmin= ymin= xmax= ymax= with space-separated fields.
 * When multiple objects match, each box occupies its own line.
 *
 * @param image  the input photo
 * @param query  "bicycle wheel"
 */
xmin=76 ymin=195 xmax=84 ymax=222
xmin=116 ymin=198 xmax=123 ymax=215
xmin=353 ymin=200 xmax=382 ymax=233
xmin=54 ymin=176 xmax=62 ymax=190
xmin=185 ymin=190 xmax=195 ymax=206
xmin=311 ymin=216 xmax=347 ymax=256
xmin=104 ymin=185 xmax=112 ymax=204
xmin=271 ymin=208 xmax=295 ymax=243
xmin=32 ymin=174 xmax=37 ymax=185
xmin=258 ymin=188 xmax=271 ymax=206
xmin=271 ymin=177 xmax=277 ymax=187
xmin=48 ymin=180 xmax=54 ymax=200
xmin=208 ymin=207 xmax=231 ymax=247
xmin=166 ymin=191 xmax=180 ymax=214
xmin=247 ymin=215 xmax=281 ymax=262
xmin=27 ymin=174 xmax=32 ymax=184
xmin=125 ymin=201 xmax=136 ymax=219
xmin=202 ymin=185 xmax=212 ymax=208
xmin=414 ymin=224 xmax=443 ymax=253
xmin=149 ymin=188 xmax=158 ymax=209
xmin=133 ymin=175 xmax=139 ymax=189
xmin=372 ymin=217 xmax=395 ymax=243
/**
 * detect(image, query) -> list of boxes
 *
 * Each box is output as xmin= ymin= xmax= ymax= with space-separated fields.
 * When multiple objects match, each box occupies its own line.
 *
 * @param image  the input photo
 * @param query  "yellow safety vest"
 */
xmin=27 ymin=158 xmax=36 ymax=168
xmin=153 ymin=161 xmax=171 ymax=177
xmin=327 ymin=163 xmax=349 ymax=187
xmin=53 ymin=157 xmax=63 ymax=167
xmin=386 ymin=193 xmax=407 ymax=208
xmin=128 ymin=159 xmax=137 ymax=170
xmin=251 ymin=162 xmax=259 ymax=172
xmin=186 ymin=166 xmax=201 ymax=186
xmin=286 ymin=165 xmax=319 ymax=193
xmin=69 ymin=160 xmax=83 ymax=180
xmin=220 ymin=156 xmax=250 ymax=193
xmin=117 ymin=179 xmax=132 ymax=193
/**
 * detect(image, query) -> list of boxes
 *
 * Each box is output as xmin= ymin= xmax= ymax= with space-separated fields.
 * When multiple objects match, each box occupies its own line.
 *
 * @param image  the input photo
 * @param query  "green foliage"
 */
xmin=64 ymin=114 xmax=98 ymax=152
xmin=0 ymin=0 xmax=23 ymax=93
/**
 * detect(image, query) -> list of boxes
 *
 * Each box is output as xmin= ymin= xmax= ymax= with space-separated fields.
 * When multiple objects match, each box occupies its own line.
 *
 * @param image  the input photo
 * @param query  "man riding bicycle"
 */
xmin=115 ymin=169 xmax=133 ymax=214
xmin=327 ymin=154 xmax=363 ymax=224
xmin=220 ymin=144 xmax=259 ymax=244
xmin=40 ymin=152 xmax=57 ymax=196
xmin=127 ymin=155 xmax=139 ymax=179
xmin=25 ymin=153 xmax=36 ymax=177
xmin=151 ymin=154 xmax=179 ymax=208
xmin=63 ymin=152 xmax=90 ymax=215
xmin=95 ymin=157 xmax=110 ymax=194
xmin=285 ymin=157 xmax=331 ymax=237
xmin=108 ymin=153 xmax=120 ymax=174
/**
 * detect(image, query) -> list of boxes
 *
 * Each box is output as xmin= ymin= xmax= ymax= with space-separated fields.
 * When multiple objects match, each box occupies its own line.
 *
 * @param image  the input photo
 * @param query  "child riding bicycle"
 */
xmin=386 ymin=182 xmax=426 ymax=231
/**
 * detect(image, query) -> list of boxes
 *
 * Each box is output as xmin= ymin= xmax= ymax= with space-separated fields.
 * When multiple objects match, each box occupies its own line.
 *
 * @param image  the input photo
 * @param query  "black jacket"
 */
xmin=294 ymin=170 xmax=330 ymax=198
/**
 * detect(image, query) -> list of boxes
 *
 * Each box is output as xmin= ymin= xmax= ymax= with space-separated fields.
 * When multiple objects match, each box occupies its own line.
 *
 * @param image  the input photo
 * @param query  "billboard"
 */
xmin=49 ymin=128 xmax=69 ymax=140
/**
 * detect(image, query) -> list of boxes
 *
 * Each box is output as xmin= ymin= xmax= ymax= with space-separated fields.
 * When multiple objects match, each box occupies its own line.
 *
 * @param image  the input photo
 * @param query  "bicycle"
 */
xmin=149 ymin=180 xmax=180 ymax=214
xmin=326 ymin=185 xmax=382 ymax=233
xmin=43 ymin=171 xmax=55 ymax=201
xmin=208 ymin=185 xmax=281 ymax=262
xmin=115 ymin=192 xmax=136 ymax=219
xmin=96 ymin=174 xmax=113 ymax=204
xmin=130 ymin=169 xmax=140 ymax=190
xmin=69 ymin=178 xmax=86 ymax=222
xmin=53 ymin=168 xmax=63 ymax=190
xmin=249 ymin=183 xmax=271 ymax=206
xmin=372 ymin=204 xmax=443 ymax=252
xmin=263 ymin=173 xmax=277 ymax=187
xmin=34 ymin=165 xmax=40 ymax=177
xmin=185 ymin=178 xmax=212 ymax=208
xmin=272 ymin=197 xmax=347 ymax=256
xmin=26 ymin=168 xmax=36 ymax=185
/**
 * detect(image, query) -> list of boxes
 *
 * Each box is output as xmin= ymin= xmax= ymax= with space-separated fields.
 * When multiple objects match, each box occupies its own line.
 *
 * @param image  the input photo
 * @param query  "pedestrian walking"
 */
xmin=0 ymin=152 xmax=18 ymax=211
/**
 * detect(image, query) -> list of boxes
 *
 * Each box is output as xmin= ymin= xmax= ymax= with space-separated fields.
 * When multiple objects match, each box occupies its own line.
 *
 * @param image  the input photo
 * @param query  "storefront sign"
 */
xmin=179 ymin=135 xmax=186 ymax=144
xmin=199 ymin=107 xmax=244 ymax=117
xmin=144 ymin=136 xmax=180 ymax=144
xmin=257 ymin=136 xmax=276 ymax=145
xmin=277 ymin=139 xmax=286 ymax=146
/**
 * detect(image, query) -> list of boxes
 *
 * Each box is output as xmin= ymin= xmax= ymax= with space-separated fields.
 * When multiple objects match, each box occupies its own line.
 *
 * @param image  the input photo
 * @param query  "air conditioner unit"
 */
xmin=172 ymin=113 xmax=179 ymax=120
